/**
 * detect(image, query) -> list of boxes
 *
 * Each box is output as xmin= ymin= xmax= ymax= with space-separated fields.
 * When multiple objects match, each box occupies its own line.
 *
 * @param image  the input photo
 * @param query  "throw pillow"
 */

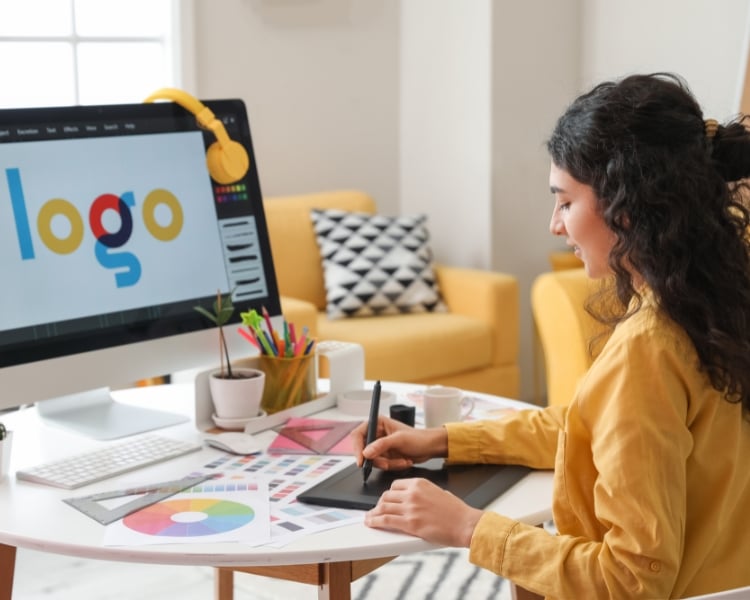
xmin=310 ymin=209 xmax=448 ymax=319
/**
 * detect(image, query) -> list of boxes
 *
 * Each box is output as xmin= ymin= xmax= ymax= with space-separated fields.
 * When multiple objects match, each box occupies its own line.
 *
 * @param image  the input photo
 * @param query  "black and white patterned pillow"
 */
xmin=310 ymin=209 xmax=448 ymax=319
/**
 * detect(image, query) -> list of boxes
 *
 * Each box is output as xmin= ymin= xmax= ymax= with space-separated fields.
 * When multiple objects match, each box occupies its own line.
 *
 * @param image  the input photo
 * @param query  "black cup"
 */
xmin=389 ymin=403 xmax=416 ymax=427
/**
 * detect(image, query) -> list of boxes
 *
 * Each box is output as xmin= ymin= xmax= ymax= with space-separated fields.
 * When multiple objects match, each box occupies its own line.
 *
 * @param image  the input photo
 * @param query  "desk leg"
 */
xmin=317 ymin=561 xmax=351 ymax=600
xmin=215 ymin=557 xmax=395 ymax=600
xmin=0 ymin=544 xmax=16 ymax=600
xmin=214 ymin=567 xmax=234 ymax=600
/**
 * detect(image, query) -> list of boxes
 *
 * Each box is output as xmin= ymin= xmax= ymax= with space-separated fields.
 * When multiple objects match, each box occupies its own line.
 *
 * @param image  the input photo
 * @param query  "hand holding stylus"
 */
xmin=353 ymin=400 xmax=449 ymax=477
xmin=362 ymin=380 xmax=381 ymax=483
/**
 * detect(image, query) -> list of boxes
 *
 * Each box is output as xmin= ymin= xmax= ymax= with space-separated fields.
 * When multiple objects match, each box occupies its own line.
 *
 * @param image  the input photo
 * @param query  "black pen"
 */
xmin=362 ymin=380 xmax=381 ymax=483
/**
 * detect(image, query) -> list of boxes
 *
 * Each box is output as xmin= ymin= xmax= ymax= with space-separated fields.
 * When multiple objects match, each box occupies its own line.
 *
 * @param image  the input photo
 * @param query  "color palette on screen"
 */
xmin=213 ymin=183 xmax=248 ymax=203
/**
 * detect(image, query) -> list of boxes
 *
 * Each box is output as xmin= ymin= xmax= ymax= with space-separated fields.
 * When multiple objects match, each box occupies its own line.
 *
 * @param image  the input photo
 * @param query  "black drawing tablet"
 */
xmin=297 ymin=459 xmax=531 ymax=511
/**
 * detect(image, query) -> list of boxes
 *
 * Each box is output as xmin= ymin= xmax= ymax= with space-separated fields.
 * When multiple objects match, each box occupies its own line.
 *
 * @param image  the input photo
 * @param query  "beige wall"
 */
xmin=188 ymin=0 xmax=750 ymax=402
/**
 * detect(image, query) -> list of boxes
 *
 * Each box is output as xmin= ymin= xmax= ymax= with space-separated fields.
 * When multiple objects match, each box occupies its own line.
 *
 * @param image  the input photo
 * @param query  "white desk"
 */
xmin=0 ymin=383 xmax=553 ymax=600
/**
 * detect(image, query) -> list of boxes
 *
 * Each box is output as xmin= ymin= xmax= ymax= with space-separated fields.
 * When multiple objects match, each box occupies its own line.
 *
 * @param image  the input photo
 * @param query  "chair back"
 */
xmin=532 ymin=269 xmax=606 ymax=406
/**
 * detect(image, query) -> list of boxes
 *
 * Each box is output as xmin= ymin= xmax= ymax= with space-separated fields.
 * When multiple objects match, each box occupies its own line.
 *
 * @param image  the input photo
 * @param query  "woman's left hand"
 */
xmin=364 ymin=477 xmax=484 ymax=547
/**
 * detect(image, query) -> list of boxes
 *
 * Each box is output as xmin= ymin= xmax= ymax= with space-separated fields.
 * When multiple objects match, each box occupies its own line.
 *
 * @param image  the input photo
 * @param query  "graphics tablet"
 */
xmin=297 ymin=459 xmax=531 ymax=511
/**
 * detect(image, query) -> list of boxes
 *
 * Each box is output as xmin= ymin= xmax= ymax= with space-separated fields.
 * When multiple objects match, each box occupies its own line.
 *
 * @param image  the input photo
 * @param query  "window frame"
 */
xmin=0 ymin=0 xmax=191 ymax=108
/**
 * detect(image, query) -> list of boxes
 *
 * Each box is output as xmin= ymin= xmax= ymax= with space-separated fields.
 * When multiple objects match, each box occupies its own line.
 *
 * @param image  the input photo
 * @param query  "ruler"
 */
xmin=63 ymin=474 xmax=216 ymax=525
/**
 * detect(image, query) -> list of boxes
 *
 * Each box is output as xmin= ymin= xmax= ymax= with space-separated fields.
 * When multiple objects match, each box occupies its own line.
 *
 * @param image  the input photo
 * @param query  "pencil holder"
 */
xmin=259 ymin=353 xmax=316 ymax=414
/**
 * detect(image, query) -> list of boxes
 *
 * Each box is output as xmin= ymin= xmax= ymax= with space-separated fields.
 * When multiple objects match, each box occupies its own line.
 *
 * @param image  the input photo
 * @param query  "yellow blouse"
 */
xmin=446 ymin=301 xmax=750 ymax=599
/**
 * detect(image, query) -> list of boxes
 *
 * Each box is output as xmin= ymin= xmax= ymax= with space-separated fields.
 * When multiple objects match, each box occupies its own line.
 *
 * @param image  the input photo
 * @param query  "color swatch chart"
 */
xmin=103 ymin=476 xmax=271 ymax=547
xmin=201 ymin=453 xmax=352 ymax=490
xmin=267 ymin=497 xmax=363 ymax=548
xmin=200 ymin=452 xmax=364 ymax=547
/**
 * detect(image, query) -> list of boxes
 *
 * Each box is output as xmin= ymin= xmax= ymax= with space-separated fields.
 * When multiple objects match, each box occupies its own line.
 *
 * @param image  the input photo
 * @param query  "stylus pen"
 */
xmin=362 ymin=380 xmax=381 ymax=483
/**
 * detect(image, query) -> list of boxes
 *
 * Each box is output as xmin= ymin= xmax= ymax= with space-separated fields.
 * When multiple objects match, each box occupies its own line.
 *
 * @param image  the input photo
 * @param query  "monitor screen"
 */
xmin=0 ymin=99 xmax=282 ymax=439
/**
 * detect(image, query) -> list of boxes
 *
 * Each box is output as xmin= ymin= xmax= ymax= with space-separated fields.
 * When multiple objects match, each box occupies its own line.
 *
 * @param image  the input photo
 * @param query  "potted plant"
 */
xmin=194 ymin=290 xmax=265 ymax=427
xmin=194 ymin=289 xmax=238 ymax=379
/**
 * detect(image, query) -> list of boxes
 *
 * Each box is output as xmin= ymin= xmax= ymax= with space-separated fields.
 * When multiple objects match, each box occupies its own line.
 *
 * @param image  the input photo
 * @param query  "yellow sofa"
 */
xmin=263 ymin=190 xmax=520 ymax=398
xmin=531 ymin=268 xmax=608 ymax=406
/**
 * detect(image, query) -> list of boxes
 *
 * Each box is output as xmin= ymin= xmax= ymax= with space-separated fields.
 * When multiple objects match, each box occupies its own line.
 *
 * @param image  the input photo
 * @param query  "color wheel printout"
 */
xmin=104 ymin=475 xmax=270 ymax=546
xmin=101 ymin=452 xmax=363 ymax=547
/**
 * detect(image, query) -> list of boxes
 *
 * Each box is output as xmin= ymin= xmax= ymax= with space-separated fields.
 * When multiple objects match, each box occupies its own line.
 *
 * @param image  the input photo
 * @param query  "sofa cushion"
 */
xmin=310 ymin=209 xmax=447 ymax=319
xmin=263 ymin=191 xmax=377 ymax=311
xmin=318 ymin=311 xmax=491 ymax=382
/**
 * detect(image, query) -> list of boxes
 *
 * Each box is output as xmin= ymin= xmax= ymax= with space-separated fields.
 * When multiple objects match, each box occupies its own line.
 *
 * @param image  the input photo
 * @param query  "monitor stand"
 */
xmin=36 ymin=388 xmax=188 ymax=440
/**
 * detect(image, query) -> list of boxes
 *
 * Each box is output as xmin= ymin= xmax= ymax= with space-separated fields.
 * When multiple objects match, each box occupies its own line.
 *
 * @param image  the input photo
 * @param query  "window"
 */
xmin=0 ymin=0 xmax=179 ymax=108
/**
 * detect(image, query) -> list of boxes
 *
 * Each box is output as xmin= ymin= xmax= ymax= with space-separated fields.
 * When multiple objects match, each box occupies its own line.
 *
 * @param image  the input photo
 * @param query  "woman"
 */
xmin=352 ymin=73 xmax=750 ymax=599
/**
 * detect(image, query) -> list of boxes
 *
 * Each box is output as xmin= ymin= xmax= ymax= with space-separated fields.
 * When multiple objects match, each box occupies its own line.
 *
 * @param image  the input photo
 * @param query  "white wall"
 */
xmin=489 ymin=1 xmax=584 ymax=402
xmin=581 ymin=0 xmax=750 ymax=120
xmin=191 ymin=0 xmax=400 ymax=209
xmin=397 ymin=1 xmax=583 ymax=401
xmin=188 ymin=0 xmax=750 ymax=402
xmin=399 ymin=0 xmax=493 ymax=268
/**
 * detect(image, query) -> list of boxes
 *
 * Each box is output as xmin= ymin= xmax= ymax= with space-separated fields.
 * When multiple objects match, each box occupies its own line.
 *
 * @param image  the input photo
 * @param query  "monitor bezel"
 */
xmin=0 ymin=99 xmax=282 ymax=372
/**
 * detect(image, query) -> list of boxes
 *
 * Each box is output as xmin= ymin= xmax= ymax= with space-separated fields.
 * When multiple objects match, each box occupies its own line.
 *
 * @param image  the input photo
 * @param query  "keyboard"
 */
xmin=16 ymin=434 xmax=203 ymax=489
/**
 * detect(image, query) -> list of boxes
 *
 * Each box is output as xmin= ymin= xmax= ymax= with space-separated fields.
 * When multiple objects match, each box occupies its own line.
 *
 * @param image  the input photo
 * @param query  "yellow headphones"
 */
xmin=144 ymin=88 xmax=250 ymax=185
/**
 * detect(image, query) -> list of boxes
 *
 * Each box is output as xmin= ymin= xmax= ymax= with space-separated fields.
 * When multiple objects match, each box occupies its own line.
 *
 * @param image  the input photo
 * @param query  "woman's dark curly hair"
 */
xmin=547 ymin=73 xmax=750 ymax=415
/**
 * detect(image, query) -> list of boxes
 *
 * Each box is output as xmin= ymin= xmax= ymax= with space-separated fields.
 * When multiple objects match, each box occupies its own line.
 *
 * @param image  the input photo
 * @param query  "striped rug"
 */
xmin=352 ymin=548 xmax=510 ymax=600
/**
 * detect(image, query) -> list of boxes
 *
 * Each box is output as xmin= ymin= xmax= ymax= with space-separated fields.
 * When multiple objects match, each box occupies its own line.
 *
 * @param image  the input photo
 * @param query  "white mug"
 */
xmin=423 ymin=386 xmax=474 ymax=428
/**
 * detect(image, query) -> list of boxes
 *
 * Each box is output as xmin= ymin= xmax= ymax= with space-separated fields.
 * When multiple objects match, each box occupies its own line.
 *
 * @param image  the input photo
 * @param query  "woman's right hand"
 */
xmin=351 ymin=416 xmax=449 ymax=472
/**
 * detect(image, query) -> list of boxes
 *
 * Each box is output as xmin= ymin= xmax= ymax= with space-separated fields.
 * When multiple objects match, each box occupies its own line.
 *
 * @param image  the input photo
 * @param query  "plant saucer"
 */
xmin=212 ymin=409 xmax=267 ymax=430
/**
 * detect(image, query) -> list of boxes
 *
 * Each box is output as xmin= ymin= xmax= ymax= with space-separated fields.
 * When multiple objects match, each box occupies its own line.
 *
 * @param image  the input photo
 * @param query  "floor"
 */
xmin=11 ymin=545 xmax=514 ymax=600
xmin=12 ymin=548 xmax=322 ymax=599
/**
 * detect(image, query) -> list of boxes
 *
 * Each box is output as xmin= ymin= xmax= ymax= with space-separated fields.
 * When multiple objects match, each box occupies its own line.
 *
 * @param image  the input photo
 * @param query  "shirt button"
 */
xmin=649 ymin=561 xmax=661 ymax=572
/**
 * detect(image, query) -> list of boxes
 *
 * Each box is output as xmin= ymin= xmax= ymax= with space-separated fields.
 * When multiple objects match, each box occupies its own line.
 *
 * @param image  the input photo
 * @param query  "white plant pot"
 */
xmin=209 ymin=367 xmax=265 ymax=420
xmin=0 ymin=431 xmax=13 ymax=479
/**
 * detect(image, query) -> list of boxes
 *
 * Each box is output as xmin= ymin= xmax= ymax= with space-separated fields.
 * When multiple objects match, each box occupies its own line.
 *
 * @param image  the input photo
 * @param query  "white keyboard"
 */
xmin=16 ymin=434 xmax=203 ymax=489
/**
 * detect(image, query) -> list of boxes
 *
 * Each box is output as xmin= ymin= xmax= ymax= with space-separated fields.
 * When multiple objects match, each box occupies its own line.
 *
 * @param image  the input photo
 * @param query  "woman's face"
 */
xmin=549 ymin=163 xmax=616 ymax=279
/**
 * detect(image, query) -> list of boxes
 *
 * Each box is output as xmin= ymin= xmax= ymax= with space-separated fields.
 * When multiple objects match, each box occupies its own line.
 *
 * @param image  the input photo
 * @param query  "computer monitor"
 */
xmin=0 ymin=99 xmax=282 ymax=439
